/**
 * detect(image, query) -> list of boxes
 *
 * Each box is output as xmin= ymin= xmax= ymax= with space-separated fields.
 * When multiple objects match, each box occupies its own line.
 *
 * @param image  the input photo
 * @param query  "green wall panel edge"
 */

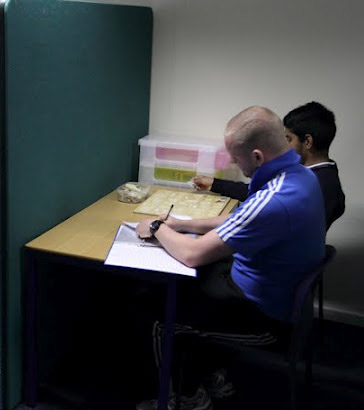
xmin=1 ymin=2 xmax=6 ymax=410
xmin=4 ymin=0 xmax=152 ymax=407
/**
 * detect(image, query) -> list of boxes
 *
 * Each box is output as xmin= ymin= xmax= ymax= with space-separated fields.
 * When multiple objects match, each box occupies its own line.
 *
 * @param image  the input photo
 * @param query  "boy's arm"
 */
xmin=191 ymin=175 xmax=249 ymax=201
xmin=211 ymin=179 xmax=249 ymax=201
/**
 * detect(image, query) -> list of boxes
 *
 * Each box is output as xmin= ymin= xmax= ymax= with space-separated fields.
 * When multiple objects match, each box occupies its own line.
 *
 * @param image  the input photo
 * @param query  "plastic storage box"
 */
xmin=138 ymin=135 xmax=241 ymax=189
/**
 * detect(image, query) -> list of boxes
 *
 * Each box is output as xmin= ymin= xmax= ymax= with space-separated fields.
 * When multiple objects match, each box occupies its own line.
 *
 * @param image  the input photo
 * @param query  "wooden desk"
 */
xmin=26 ymin=186 xmax=237 ymax=260
xmin=24 ymin=186 xmax=238 ymax=409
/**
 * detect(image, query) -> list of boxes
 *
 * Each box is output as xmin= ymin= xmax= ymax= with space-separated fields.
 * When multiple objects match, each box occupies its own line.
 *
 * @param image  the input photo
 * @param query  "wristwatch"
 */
xmin=149 ymin=220 xmax=164 ymax=237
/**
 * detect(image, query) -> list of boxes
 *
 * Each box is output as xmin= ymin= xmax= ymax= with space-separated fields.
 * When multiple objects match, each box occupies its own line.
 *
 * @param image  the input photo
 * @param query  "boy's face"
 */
xmin=285 ymin=129 xmax=306 ymax=163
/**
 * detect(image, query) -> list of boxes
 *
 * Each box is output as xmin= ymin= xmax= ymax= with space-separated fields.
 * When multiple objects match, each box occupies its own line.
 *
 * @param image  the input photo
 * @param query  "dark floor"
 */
xmin=12 ymin=268 xmax=364 ymax=410
xmin=15 ymin=318 xmax=364 ymax=410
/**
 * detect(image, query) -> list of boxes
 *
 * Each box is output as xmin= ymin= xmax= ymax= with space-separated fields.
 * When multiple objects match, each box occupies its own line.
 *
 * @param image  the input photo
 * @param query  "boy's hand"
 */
xmin=190 ymin=175 xmax=214 ymax=191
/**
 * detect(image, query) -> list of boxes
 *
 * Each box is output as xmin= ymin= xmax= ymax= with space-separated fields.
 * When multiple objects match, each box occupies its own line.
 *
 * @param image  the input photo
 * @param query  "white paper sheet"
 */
xmin=104 ymin=224 xmax=196 ymax=277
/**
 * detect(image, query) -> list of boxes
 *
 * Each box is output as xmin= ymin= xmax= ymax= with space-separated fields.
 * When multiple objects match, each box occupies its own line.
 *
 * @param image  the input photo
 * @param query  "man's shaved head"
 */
xmin=224 ymin=106 xmax=288 ymax=178
xmin=224 ymin=106 xmax=287 ymax=156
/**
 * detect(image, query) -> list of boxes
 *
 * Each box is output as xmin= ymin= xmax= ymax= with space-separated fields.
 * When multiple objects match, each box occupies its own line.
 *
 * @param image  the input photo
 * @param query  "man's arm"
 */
xmin=163 ymin=214 xmax=231 ymax=234
xmin=136 ymin=220 xmax=233 ymax=267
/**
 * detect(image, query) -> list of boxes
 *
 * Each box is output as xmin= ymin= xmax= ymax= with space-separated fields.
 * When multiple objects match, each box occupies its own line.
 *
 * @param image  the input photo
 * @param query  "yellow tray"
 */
xmin=133 ymin=189 xmax=230 ymax=219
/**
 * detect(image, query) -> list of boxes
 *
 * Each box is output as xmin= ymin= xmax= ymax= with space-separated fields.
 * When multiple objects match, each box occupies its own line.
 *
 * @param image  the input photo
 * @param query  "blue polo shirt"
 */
xmin=216 ymin=149 xmax=326 ymax=322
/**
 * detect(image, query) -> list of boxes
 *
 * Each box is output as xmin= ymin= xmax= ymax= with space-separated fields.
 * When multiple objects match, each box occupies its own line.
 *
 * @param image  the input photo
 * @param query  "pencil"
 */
xmin=165 ymin=204 xmax=174 ymax=221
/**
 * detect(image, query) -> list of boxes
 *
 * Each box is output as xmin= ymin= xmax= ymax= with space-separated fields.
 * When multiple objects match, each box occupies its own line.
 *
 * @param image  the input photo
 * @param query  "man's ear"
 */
xmin=253 ymin=149 xmax=264 ymax=166
xmin=304 ymin=134 xmax=314 ymax=149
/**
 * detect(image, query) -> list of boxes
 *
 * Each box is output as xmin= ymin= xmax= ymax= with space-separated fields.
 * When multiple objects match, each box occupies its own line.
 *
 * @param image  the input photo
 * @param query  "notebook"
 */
xmin=104 ymin=222 xmax=197 ymax=277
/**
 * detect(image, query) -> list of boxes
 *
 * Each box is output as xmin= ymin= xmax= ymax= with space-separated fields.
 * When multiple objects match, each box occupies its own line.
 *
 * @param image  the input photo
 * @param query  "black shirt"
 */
xmin=307 ymin=162 xmax=345 ymax=230
xmin=211 ymin=161 xmax=345 ymax=231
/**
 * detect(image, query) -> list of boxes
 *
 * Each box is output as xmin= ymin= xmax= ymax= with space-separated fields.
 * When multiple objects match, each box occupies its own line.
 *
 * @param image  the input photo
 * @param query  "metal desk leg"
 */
xmin=24 ymin=249 xmax=38 ymax=407
xmin=157 ymin=278 xmax=177 ymax=410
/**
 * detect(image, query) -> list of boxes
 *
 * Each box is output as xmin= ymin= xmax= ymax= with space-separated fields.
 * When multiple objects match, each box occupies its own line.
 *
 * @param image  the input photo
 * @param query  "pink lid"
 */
xmin=215 ymin=147 xmax=231 ymax=170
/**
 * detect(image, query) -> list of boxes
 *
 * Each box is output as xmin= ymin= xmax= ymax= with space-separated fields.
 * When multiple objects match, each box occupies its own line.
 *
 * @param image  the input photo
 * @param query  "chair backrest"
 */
xmin=289 ymin=245 xmax=336 ymax=359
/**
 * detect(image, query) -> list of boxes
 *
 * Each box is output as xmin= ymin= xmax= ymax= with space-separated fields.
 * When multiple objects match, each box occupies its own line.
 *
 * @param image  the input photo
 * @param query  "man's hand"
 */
xmin=190 ymin=175 xmax=214 ymax=191
xmin=158 ymin=215 xmax=182 ymax=231
xmin=136 ymin=218 xmax=155 ymax=239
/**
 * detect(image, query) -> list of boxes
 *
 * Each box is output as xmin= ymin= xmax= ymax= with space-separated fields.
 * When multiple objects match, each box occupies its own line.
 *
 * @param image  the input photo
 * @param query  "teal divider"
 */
xmin=1 ymin=3 xmax=6 ymax=409
xmin=4 ymin=1 xmax=152 ymax=407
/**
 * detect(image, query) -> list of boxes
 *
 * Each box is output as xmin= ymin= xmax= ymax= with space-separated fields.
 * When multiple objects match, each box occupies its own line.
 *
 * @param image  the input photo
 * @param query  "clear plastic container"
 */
xmin=138 ymin=135 xmax=237 ymax=187
xmin=139 ymin=135 xmax=226 ymax=167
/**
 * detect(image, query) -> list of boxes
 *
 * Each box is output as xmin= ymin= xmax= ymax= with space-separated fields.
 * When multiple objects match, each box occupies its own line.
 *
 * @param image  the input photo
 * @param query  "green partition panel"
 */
xmin=4 ymin=1 xmax=152 ymax=407
xmin=1 ymin=3 xmax=6 ymax=409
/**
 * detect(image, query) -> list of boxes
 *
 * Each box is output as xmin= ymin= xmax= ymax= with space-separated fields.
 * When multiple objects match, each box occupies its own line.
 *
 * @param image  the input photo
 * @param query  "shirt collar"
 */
xmin=248 ymin=149 xmax=301 ymax=194
xmin=307 ymin=161 xmax=336 ymax=169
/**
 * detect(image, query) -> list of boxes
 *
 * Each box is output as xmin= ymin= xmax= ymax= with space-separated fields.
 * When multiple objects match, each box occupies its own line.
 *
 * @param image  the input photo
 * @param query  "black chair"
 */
xmin=176 ymin=245 xmax=337 ymax=410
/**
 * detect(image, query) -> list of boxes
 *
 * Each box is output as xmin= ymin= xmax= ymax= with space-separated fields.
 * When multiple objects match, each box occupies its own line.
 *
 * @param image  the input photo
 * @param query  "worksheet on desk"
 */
xmin=104 ymin=224 xmax=197 ymax=277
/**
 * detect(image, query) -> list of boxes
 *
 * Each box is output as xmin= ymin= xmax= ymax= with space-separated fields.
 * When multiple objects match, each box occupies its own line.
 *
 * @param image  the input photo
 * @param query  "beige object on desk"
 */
xmin=133 ymin=189 xmax=231 ymax=219
xmin=25 ymin=186 xmax=238 ymax=261
xmin=117 ymin=182 xmax=150 ymax=203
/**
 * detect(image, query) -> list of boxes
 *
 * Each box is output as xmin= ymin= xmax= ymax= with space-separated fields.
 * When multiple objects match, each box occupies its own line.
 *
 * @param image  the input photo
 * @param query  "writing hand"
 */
xmin=158 ymin=214 xmax=179 ymax=231
xmin=136 ymin=218 xmax=155 ymax=239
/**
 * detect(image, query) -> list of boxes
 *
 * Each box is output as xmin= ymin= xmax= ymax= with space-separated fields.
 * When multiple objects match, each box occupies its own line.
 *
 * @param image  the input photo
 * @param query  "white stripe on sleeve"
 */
xmin=217 ymin=173 xmax=286 ymax=242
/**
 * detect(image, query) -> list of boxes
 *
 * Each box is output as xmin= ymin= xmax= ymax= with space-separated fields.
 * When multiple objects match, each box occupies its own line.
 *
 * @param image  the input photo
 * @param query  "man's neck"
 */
xmin=303 ymin=152 xmax=331 ymax=167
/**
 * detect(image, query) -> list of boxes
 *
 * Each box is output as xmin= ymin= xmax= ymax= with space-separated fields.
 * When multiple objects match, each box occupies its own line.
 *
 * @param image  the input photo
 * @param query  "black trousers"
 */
xmin=153 ymin=258 xmax=291 ymax=395
xmin=176 ymin=257 xmax=289 ymax=336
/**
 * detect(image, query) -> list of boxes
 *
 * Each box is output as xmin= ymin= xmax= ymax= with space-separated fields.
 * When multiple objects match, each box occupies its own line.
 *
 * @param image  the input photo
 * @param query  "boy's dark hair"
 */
xmin=283 ymin=101 xmax=336 ymax=152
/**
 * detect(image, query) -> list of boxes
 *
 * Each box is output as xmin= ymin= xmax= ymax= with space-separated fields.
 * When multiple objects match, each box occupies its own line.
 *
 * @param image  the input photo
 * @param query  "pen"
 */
xmin=165 ymin=204 xmax=174 ymax=221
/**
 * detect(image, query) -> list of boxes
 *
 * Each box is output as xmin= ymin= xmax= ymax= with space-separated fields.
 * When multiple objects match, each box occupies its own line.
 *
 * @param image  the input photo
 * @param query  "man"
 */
xmin=136 ymin=106 xmax=326 ymax=410
xmin=192 ymin=101 xmax=345 ymax=231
